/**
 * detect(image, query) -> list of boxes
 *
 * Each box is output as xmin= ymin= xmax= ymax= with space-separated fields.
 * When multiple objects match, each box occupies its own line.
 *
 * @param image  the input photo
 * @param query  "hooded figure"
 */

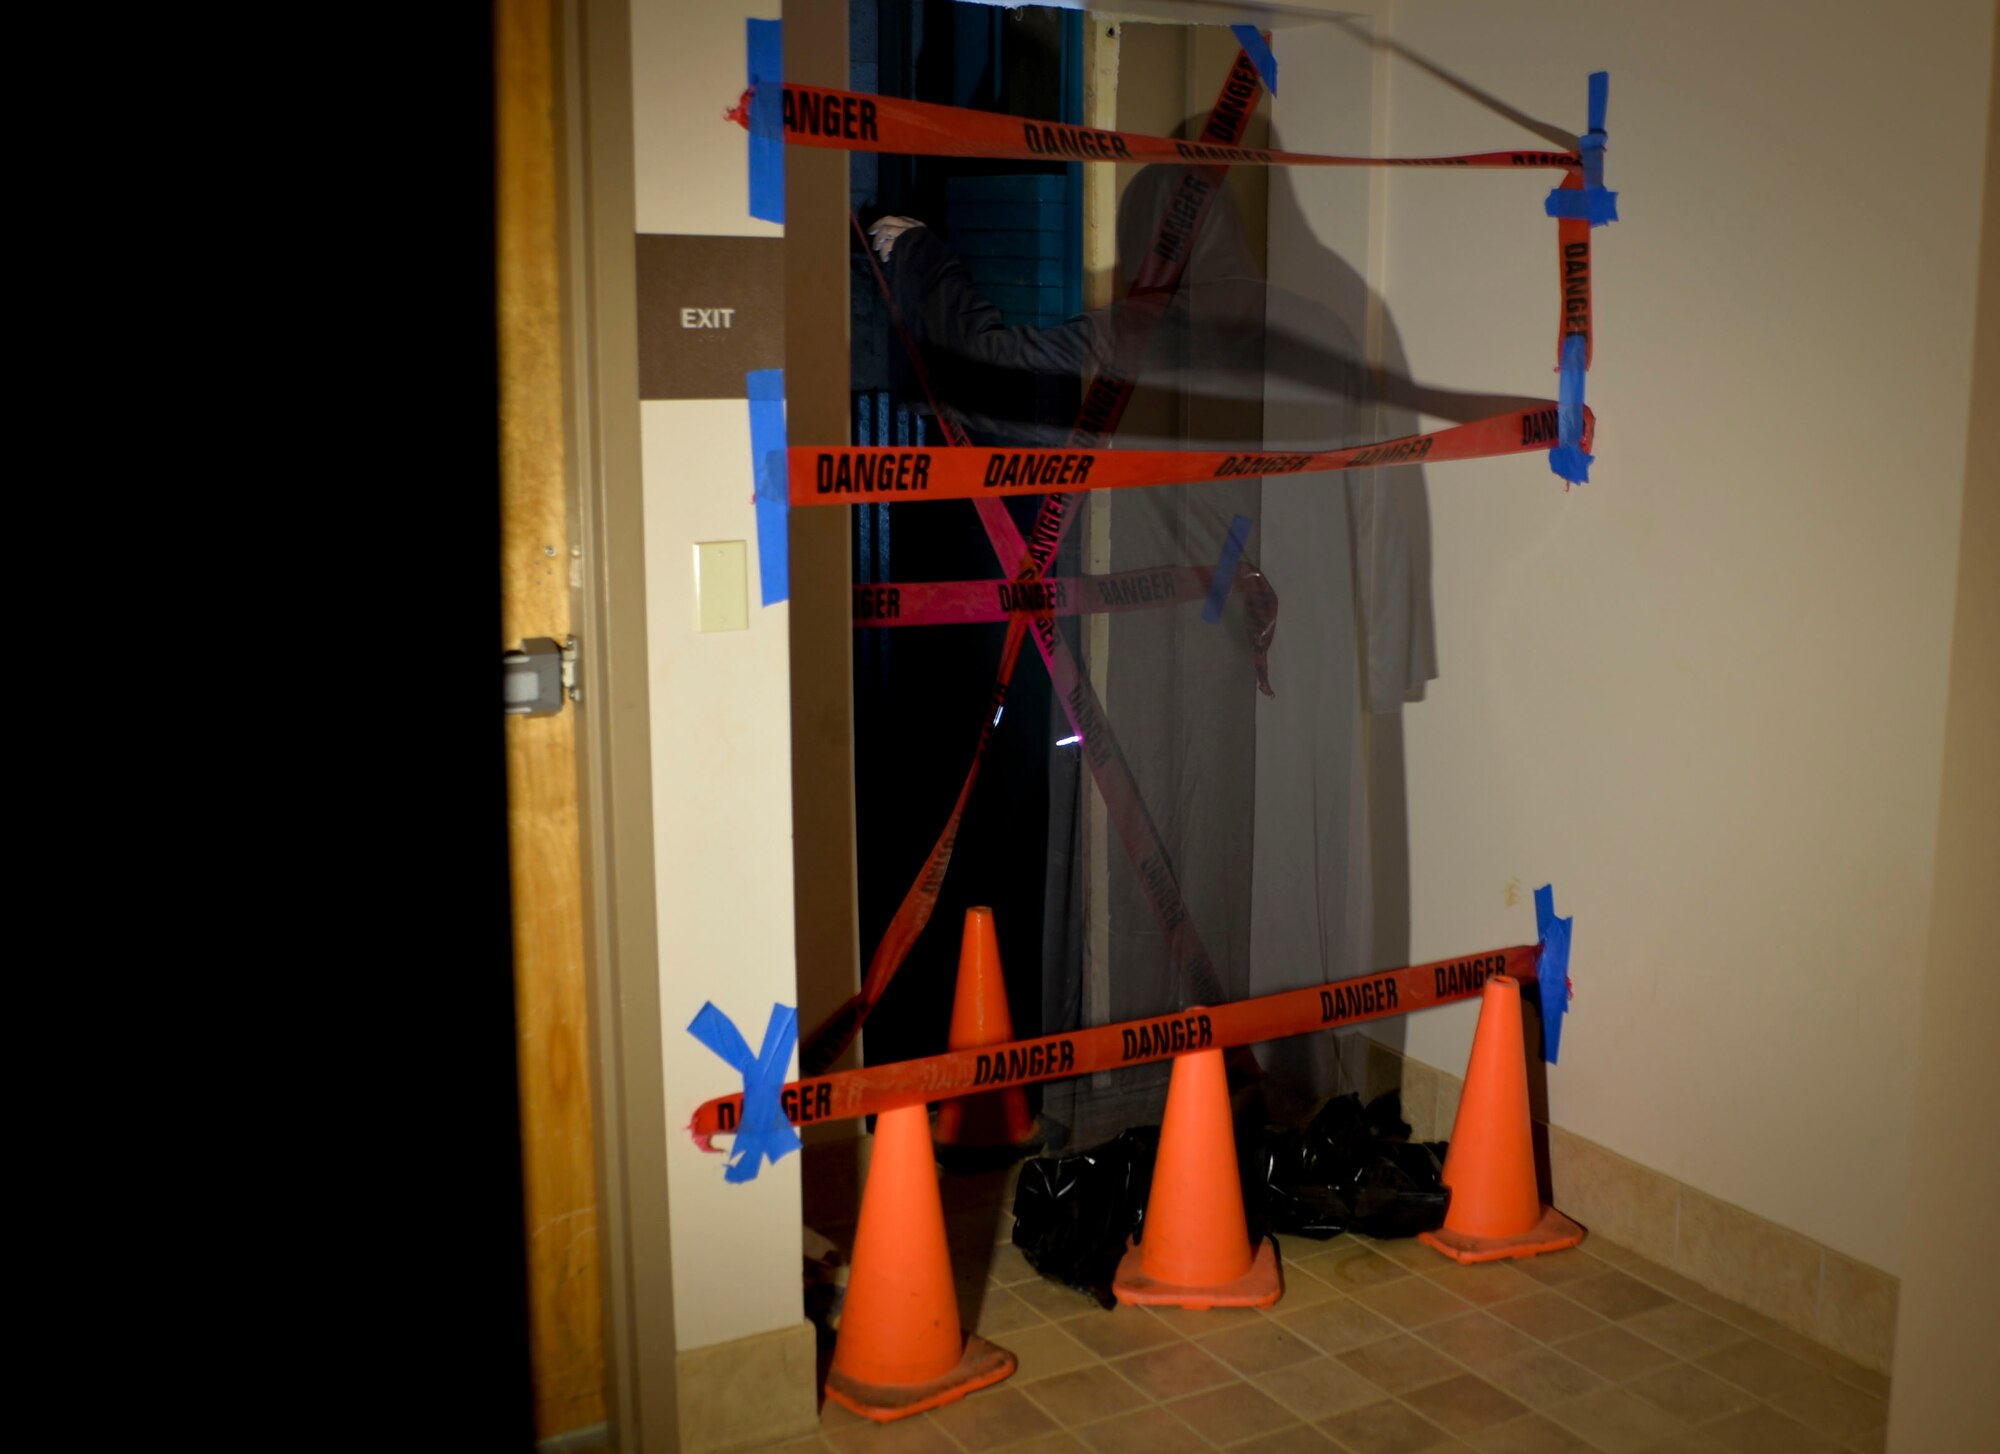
xmin=868 ymin=164 xmax=1496 ymax=1146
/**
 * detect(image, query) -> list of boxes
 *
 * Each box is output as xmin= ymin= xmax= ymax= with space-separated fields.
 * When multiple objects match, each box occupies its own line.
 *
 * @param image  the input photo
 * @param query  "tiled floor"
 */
xmin=785 ymin=1152 xmax=1890 ymax=1454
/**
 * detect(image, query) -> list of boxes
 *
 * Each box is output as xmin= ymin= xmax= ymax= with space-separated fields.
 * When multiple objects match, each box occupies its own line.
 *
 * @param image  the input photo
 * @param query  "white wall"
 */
xmin=631 ymin=0 xmax=804 ymax=1351
xmin=1361 ymin=0 xmax=1993 ymax=1275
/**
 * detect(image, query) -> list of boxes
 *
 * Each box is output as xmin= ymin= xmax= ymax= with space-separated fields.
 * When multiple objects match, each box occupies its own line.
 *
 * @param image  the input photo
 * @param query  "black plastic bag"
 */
xmin=1009 ymin=1126 xmax=1159 ymax=1308
xmin=1246 ymin=1090 xmax=1452 ymax=1241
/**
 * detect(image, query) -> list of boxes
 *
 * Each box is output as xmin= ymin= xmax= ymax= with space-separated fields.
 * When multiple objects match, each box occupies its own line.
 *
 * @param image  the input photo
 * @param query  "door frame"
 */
xmin=561 ymin=0 xmax=680 ymax=1446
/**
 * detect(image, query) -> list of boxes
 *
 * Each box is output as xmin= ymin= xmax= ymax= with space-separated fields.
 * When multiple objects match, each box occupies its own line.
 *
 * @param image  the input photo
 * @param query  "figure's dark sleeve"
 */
xmin=886 ymin=226 xmax=1104 ymax=435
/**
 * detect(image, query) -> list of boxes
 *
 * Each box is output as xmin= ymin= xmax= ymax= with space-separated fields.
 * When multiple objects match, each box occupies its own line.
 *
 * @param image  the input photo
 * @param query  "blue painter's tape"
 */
xmin=1533 ymin=885 xmax=1573 ymax=1064
xmin=1549 ymin=334 xmax=1594 ymax=485
xmin=1544 ymin=71 xmax=1617 ymax=226
xmin=689 ymin=1001 xmax=803 ymax=1182
xmin=1229 ymin=25 xmax=1278 ymax=96
xmin=1202 ymin=514 xmax=1254 ymax=625
xmin=748 ymin=368 xmax=788 ymax=606
xmin=1544 ymin=186 xmax=1619 ymax=226
xmin=746 ymin=19 xmax=784 ymax=225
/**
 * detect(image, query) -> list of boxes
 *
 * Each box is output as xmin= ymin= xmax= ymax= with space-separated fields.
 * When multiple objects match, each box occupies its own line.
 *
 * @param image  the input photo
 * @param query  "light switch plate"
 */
xmin=694 ymin=540 xmax=749 ymax=632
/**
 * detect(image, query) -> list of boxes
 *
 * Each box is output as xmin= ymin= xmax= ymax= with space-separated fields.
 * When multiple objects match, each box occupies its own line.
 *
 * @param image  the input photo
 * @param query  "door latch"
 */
xmin=503 ymin=636 xmax=578 ymax=717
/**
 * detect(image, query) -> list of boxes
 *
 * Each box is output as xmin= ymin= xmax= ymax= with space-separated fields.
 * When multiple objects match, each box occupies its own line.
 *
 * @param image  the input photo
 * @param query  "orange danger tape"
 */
xmin=692 ymin=944 xmax=1540 ymax=1144
xmin=792 ymin=405 xmax=1594 ymax=506
xmin=735 ymin=82 xmax=1581 ymax=174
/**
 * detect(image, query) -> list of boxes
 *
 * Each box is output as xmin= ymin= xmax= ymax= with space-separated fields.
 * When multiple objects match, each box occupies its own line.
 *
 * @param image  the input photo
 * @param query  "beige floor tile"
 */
xmin=1359 ymin=1236 xmax=1445 ymax=1271
xmin=1570 ymin=1238 xmax=1649 ymax=1275
xmin=1461 ymin=1413 xmax=1600 ymax=1453
xmin=1476 ymin=1348 xmax=1608 ymax=1409
xmin=975 ymin=1286 xmax=1051 ymax=1336
xmin=1550 ymin=1325 xmax=1678 ymax=1382
xmin=1015 ymin=1277 xmax=1114 ymax=1322
xmin=1148 ymin=1302 xmax=1271 ymax=1338
xmin=1198 ymin=1318 xmax=1324 ymax=1377
xmin=928 ymin=1386 xmax=1061 ymax=1452
xmin=1167 ymin=1379 xmax=1299 ymax=1444
xmin=1631 ymin=1433 xmax=1736 ymax=1454
xmin=994 ymin=1435 xmax=1092 ymax=1454
xmin=1318 ymin=1397 xmax=1456 ymax=1453
xmin=1278 ymin=1263 xmax=1346 ymax=1311
xmin=1022 ymin=1363 xmax=1151 ymax=1426
xmin=1252 ymin=1356 xmax=1392 ymax=1422
xmin=1074 ymin=1403 xmax=1211 ymax=1454
xmin=1621 ymin=1361 xmax=1758 ymax=1424
xmin=1512 ymin=1250 xmax=1607 ymax=1289
xmin=1760 ymin=1367 xmax=1889 ymax=1445
xmin=1586 ymin=1249 xmax=1699 ymax=1297
xmin=1615 ymin=1301 xmax=1739 ymax=1360
xmin=1400 ymin=1373 xmax=1531 ymax=1436
xmin=1753 ymin=1324 xmax=1893 ymax=1400
xmin=1112 ymin=1338 xmax=1239 ymax=1400
xmin=1064 ymin=1308 xmax=1183 ymax=1360
xmin=1315 ymin=1245 xmax=1418 ymax=1291
xmin=1485 ymin=1292 xmax=1608 ymax=1346
xmin=1336 ymin=1334 xmax=1462 ymax=1395
xmin=1691 ymin=1337 xmax=1823 ymax=1400
xmin=1557 ymin=1272 xmax=1671 ymax=1323
xmin=1231 ymin=1424 xmax=1342 ymax=1453
xmin=1280 ymin=1296 xmax=1404 ymax=1355
xmin=1416 ymin=1259 xmax=1544 ymax=1308
xmin=823 ymin=1411 xmax=962 ymax=1454
xmin=1004 ymin=1321 xmax=1100 ymax=1384
xmin=1541 ymin=1387 xmax=1690 ymax=1453
xmin=1352 ymin=1276 xmax=1475 ymax=1329
xmin=1417 ymin=1311 xmax=1542 ymax=1371
xmin=1698 ymin=1404 xmax=1842 ymax=1453
xmin=1839 ymin=1422 xmax=1886 ymax=1454
xmin=988 ymin=1244 xmax=1045 ymax=1287
xmin=771 ymin=1437 xmax=836 ymax=1453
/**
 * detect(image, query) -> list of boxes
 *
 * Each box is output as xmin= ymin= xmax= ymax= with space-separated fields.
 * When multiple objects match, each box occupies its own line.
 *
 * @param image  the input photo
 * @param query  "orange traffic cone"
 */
xmin=1113 ymin=1046 xmax=1282 ymax=1309
xmin=1418 ymin=973 xmax=1586 ymax=1264
xmin=935 ymin=907 xmax=1038 ymax=1152
xmin=825 ymin=1104 xmax=1017 ymax=1420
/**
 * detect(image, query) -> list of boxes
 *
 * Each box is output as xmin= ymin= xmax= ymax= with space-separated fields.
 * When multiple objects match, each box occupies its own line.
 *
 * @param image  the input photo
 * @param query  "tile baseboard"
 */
xmin=675 ymin=1319 xmax=821 ymax=1453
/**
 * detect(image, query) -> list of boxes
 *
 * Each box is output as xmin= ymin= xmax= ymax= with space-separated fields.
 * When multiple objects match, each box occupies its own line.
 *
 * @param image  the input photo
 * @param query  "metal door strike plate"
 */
xmin=503 ymin=636 xmax=578 ymax=717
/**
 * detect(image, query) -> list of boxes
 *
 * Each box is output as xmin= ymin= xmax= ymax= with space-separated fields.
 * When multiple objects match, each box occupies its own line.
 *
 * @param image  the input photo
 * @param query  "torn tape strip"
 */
xmin=735 ymin=82 xmax=1578 ymax=171
xmin=799 ymin=47 xmax=1268 ymax=1076
xmin=688 ymin=1001 xmax=802 ymax=1181
xmin=1202 ymin=514 xmax=1255 ymax=625
xmin=1533 ymin=885 xmax=1575 ymax=1064
xmin=696 ymin=943 xmax=1546 ymax=1144
xmin=1230 ymin=25 xmax=1278 ymax=96
xmin=791 ymin=404 xmax=1593 ymax=506
xmin=747 ymin=369 xmax=788 ymax=604
xmin=744 ymin=19 xmax=784 ymax=224
xmin=1549 ymin=335 xmax=1593 ymax=485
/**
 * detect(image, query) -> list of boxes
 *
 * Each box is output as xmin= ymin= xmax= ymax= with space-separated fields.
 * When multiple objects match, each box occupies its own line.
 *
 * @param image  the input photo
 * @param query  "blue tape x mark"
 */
xmin=1229 ymin=26 xmax=1278 ymax=96
xmin=688 ymin=1001 xmax=802 ymax=1182
xmin=746 ymin=18 xmax=784 ymax=225
xmin=1549 ymin=334 xmax=1594 ymax=485
xmin=1545 ymin=72 xmax=1618 ymax=226
xmin=748 ymin=368 xmax=789 ymax=606
xmin=1202 ymin=514 xmax=1254 ymax=625
xmin=1533 ymin=884 xmax=1574 ymax=1064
